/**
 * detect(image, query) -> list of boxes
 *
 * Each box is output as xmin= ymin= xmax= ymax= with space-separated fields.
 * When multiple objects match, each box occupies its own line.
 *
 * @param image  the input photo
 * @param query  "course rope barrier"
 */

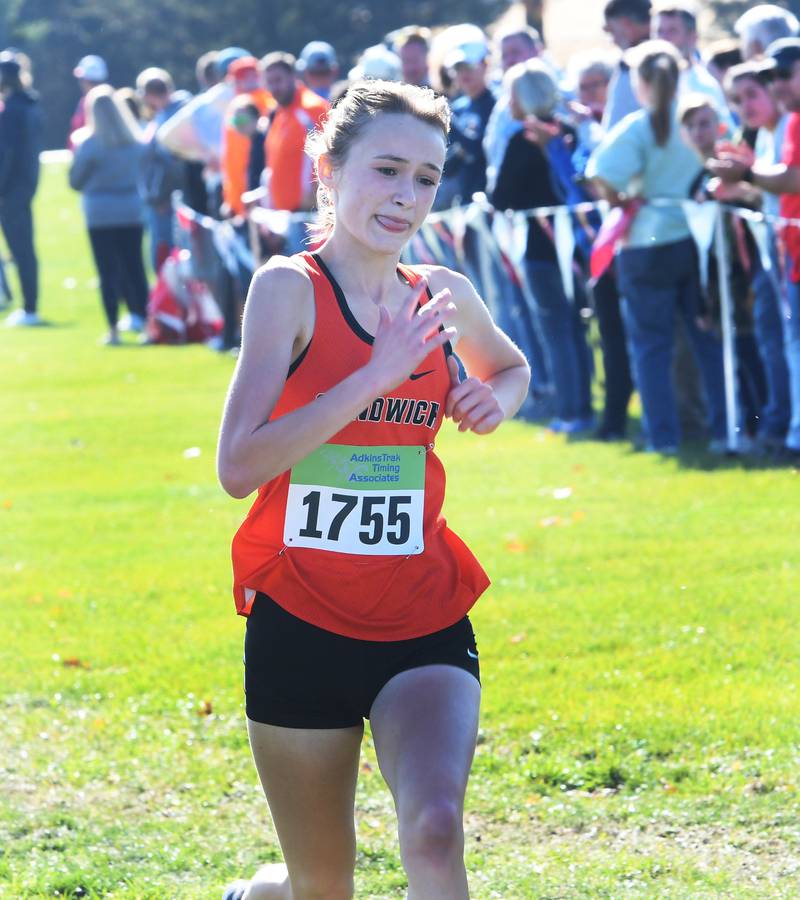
xmin=173 ymin=193 xmax=788 ymax=454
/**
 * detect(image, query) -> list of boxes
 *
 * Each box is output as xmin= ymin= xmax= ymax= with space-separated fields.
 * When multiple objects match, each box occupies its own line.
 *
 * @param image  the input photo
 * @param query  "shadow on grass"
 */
xmin=542 ymin=413 xmax=800 ymax=473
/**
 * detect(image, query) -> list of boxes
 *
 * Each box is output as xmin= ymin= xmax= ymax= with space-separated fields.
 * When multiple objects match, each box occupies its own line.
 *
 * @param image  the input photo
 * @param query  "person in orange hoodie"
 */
xmin=220 ymin=56 xmax=274 ymax=219
xmin=262 ymin=52 xmax=329 ymax=214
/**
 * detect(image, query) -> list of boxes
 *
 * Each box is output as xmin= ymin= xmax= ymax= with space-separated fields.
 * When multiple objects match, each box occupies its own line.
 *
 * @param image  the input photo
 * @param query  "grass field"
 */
xmin=2 ymin=164 xmax=800 ymax=899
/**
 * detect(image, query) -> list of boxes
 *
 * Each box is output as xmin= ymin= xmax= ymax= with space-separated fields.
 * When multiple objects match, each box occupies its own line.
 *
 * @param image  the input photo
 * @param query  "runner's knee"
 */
xmin=400 ymin=797 xmax=464 ymax=867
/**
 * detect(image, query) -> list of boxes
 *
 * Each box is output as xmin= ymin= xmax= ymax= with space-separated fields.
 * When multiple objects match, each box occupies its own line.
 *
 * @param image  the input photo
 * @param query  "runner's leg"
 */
xmin=245 ymin=720 xmax=363 ymax=900
xmin=370 ymin=665 xmax=481 ymax=900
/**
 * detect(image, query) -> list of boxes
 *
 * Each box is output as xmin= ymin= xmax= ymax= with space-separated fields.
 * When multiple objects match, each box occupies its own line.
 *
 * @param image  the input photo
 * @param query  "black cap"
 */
xmin=761 ymin=37 xmax=800 ymax=75
xmin=0 ymin=49 xmax=21 ymax=77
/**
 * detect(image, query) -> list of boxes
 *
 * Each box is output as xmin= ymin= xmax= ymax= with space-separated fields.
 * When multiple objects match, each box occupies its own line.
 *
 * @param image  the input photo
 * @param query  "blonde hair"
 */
xmin=85 ymin=84 xmax=142 ymax=147
xmin=305 ymin=79 xmax=450 ymax=238
xmin=626 ymin=39 xmax=683 ymax=147
xmin=504 ymin=59 xmax=559 ymax=118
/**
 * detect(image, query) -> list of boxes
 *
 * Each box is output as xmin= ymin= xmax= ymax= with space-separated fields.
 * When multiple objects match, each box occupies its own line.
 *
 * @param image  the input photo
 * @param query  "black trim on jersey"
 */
xmin=312 ymin=252 xmax=454 ymax=360
xmin=399 ymin=267 xmax=454 ymax=361
xmin=400 ymin=268 xmax=454 ymax=362
xmin=287 ymin=339 xmax=311 ymax=377
xmin=312 ymin=252 xmax=375 ymax=345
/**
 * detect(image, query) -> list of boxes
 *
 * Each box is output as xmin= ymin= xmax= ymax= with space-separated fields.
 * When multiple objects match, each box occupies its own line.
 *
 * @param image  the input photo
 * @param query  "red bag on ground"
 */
xmin=146 ymin=249 xmax=223 ymax=344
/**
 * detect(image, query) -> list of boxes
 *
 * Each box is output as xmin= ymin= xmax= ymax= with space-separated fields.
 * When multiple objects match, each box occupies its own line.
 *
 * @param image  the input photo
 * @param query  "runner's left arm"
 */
xmin=427 ymin=267 xmax=530 ymax=435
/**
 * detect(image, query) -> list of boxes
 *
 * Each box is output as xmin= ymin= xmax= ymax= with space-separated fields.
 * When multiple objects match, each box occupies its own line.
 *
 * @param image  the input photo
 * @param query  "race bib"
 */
xmin=283 ymin=444 xmax=425 ymax=555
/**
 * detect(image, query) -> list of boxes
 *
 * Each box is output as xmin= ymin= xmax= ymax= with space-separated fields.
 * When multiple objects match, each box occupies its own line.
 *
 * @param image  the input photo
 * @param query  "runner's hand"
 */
xmin=445 ymin=356 xmax=504 ymax=435
xmin=367 ymin=282 xmax=457 ymax=395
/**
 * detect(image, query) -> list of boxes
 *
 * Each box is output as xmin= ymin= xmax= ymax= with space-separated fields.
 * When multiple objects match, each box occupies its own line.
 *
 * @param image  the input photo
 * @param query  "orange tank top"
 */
xmin=230 ymin=251 xmax=490 ymax=640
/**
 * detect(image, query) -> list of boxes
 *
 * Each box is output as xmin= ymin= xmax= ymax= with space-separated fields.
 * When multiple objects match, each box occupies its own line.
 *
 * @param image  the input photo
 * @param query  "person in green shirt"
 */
xmin=587 ymin=40 xmax=729 ymax=453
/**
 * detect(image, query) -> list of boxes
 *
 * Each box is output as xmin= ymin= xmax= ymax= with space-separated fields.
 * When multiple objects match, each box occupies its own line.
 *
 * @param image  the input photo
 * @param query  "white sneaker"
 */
xmin=5 ymin=309 xmax=42 ymax=327
xmin=119 ymin=313 xmax=145 ymax=333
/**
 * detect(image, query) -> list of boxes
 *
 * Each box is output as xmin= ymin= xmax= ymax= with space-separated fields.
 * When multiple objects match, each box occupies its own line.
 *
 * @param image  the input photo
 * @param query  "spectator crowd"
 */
xmin=2 ymin=1 xmax=800 ymax=461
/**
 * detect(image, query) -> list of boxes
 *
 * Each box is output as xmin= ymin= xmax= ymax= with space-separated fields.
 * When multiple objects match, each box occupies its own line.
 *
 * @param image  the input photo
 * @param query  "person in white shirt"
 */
xmin=602 ymin=0 xmax=652 ymax=131
xmin=481 ymin=26 xmax=543 ymax=193
xmin=652 ymin=3 xmax=734 ymax=132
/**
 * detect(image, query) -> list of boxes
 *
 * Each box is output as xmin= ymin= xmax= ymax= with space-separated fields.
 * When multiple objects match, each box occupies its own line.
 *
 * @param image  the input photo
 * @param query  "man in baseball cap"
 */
xmin=216 ymin=47 xmax=250 ymax=78
xmin=434 ymin=26 xmax=494 ymax=211
xmin=69 ymin=55 xmax=108 ymax=149
xmin=227 ymin=56 xmax=261 ymax=93
xmin=73 ymin=54 xmax=108 ymax=83
xmin=297 ymin=41 xmax=338 ymax=100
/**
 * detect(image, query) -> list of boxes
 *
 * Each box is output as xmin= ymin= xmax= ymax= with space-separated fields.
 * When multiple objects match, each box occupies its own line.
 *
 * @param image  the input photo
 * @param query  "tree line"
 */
xmin=2 ymin=0 xmax=506 ymax=149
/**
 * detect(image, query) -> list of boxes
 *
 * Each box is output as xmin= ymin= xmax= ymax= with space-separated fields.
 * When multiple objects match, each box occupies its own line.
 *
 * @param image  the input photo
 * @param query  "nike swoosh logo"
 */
xmin=409 ymin=369 xmax=435 ymax=381
xmin=467 ymin=649 xmax=479 ymax=659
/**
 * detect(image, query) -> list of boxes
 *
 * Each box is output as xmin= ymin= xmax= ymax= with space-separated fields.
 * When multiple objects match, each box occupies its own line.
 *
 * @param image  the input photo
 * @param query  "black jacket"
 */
xmin=0 ymin=89 xmax=41 ymax=198
xmin=491 ymin=130 xmax=560 ymax=263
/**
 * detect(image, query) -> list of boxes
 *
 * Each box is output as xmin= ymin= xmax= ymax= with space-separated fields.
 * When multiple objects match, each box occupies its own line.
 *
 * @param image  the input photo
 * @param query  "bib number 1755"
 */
xmin=283 ymin=445 xmax=426 ymax=556
xmin=299 ymin=491 xmax=411 ymax=545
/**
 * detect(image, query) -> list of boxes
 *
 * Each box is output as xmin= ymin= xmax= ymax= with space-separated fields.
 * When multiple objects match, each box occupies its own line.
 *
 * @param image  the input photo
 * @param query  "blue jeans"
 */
xmin=784 ymin=277 xmax=800 ymax=449
xmin=752 ymin=263 xmax=790 ymax=440
xmin=485 ymin=259 xmax=551 ymax=395
xmin=592 ymin=268 xmax=633 ymax=434
xmin=616 ymin=238 xmax=728 ymax=449
xmin=146 ymin=204 xmax=175 ymax=273
xmin=0 ymin=190 xmax=38 ymax=313
xmin=525 ymin=258 xmax=593 ymax=422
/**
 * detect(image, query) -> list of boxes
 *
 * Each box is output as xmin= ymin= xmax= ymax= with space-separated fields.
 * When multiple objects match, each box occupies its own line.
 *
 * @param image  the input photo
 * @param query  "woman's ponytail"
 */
xmin=626 ymin=40 xmax=682 ymax=147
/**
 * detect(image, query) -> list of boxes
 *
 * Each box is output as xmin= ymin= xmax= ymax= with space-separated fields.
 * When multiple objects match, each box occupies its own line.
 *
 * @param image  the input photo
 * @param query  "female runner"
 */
xmin=217 ymin=80 xmax=530 ymax=900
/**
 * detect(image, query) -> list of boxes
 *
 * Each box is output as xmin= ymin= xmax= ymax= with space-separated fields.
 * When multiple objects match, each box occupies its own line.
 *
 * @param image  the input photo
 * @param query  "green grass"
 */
xmin=1 ymin=164 xmax=800 ymax=898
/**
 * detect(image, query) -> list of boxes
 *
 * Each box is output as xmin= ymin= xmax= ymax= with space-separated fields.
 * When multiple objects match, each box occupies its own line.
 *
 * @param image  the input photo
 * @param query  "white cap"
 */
xmin=444 ymin=41 xmax=489 ymax=68
xmin=434 ymin=24 xmax=489 ymax=69
xmin=73 ymin=55 xmax=108 ymax=82
xmin=298 ymin=41 xmax=338 ymax=73
xmin=349 ymin=45 xmax=402 ymax=82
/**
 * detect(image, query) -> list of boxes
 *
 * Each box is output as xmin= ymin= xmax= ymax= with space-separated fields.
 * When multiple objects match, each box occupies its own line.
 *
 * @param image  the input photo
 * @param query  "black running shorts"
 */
xmin=244 ymin=592 xmax=481 ymax=729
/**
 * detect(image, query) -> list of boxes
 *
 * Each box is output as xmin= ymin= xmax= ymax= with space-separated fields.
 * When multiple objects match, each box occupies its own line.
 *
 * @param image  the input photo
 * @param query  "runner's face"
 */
xmin=329 ymin=113 xmax=446 ymax=252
